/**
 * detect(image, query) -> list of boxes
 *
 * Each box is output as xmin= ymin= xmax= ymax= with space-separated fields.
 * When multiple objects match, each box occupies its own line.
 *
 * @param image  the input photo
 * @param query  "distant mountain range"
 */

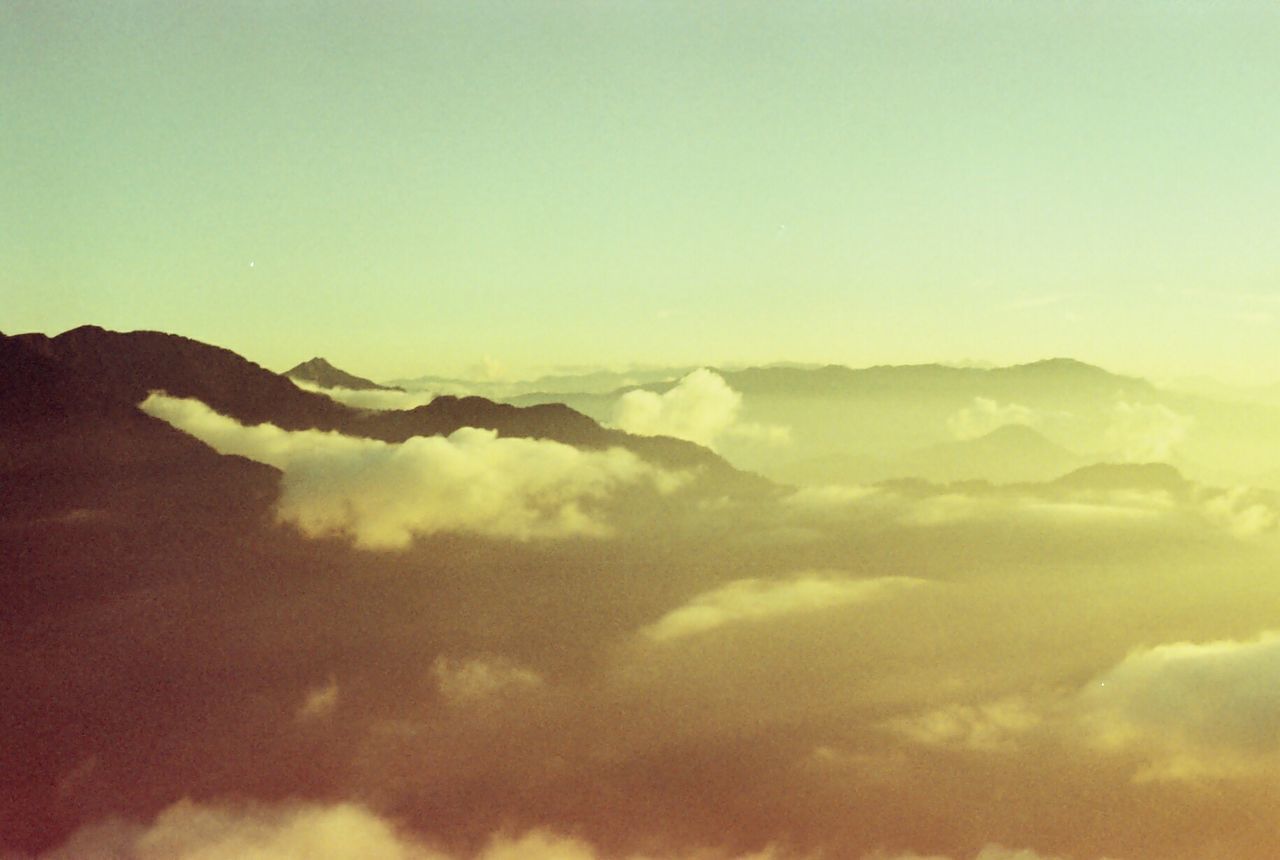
xmin=389 ymin=366 xmax=700 ymax=398
xmin=506 ymin=357 xmax=1280 ymax=490
xmin=776 ymin=423 xmax=1084 ymax=487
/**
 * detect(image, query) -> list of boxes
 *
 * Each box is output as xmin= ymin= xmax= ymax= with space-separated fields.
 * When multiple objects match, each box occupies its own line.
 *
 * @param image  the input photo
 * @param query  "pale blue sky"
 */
xmin=4 ymin=2 xmax=1279 ymax=381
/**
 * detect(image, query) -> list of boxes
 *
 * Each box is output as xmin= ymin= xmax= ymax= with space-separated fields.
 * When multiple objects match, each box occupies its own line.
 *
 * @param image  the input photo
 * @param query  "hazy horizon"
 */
xmin=12 ymin=320 xmax=1278 ymax=392
xmin=6 ymin=2 xmax=1280 ymax=384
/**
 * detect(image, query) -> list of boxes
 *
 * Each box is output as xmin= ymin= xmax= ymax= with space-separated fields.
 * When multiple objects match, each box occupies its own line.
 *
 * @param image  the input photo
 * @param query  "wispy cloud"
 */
xmin=292 ymin=379 xmax=437 ymax=411
xmin=642 ymin=574 xmax=925 ymax=642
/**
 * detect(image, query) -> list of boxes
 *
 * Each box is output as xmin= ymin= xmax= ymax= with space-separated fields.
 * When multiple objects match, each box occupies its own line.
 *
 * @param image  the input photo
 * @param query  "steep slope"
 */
xmin=14 ymin=326 xmax=352 ymax=431
xmin=0 ymin=331 xmax=279 ymax=542
xmin=0 ymin=332 xmax=276 ymax=484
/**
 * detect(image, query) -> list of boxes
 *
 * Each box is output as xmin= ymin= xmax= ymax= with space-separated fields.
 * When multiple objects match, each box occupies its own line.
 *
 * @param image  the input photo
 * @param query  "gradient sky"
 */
xmin=4 ymin=1 xmax=1280 ymax=382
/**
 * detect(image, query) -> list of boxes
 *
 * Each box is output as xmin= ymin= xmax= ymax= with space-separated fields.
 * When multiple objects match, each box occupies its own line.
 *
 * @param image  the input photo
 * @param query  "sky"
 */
xmin=4 ymin=1 xmax=1280 ymax=383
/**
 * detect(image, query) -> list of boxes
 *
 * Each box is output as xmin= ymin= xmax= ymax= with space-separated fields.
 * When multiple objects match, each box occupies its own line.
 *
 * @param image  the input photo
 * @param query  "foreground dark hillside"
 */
xmin=11 ymin=326 xmax=767 ymax=491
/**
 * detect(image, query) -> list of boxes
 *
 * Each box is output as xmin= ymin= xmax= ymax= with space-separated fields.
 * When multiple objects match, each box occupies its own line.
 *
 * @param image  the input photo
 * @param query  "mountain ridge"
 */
xmin=9 ymin=326 xmax=768 ymax=493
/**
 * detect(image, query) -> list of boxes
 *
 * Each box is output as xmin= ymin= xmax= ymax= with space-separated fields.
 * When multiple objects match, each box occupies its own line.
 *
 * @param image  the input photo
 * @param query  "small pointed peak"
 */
xmin=285 ymin=356 xmax=394 ymax=391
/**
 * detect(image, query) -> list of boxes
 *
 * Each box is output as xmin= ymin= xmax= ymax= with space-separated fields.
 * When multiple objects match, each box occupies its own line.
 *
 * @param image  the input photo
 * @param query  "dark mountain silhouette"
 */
xmin=0 ymin=331 xmax=278 ymax=525
xmin=285 ymin=357 xmax=400 ymax=391
xmin=14 ymin=326 xmax=352 ymax=430
xmin=8 ymin=326 xmax=767 ymax=492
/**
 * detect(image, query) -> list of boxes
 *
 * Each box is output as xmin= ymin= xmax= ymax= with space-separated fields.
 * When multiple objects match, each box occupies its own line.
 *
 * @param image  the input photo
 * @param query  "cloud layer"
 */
xmin=34 ymin=799 xmax=1105 ymax=860
xmin=142 ymin=394 xmax=683 ymax=548
xmin=1079 ymin=631 xmax=1280 ymax=780
xmin=34 ymin=800 xmax=798 ymax=860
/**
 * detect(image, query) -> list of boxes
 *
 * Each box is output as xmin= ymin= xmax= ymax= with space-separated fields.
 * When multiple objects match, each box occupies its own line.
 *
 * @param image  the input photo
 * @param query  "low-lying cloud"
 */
xmin=1079 ymin=631 xmax=1280 ymax=781
xmin=141 ymin=394 xmax=684 ymax=548
xmin=33 ymin=798 xmax=1096 ymax=860
xmin=642 ymin=574 xmax=925 ymax=642
xmin=897 ymin=629 xmax=1280 ymax=783
xmin=781 ymin=477 xmax=1280 ymax=543
xmin=37 ymin=800 xmax=427 ymax=860
xmin=35 ymin=799 xmax=800 ymax=860
xmin=293 ymin=379 xmax=438 ymax=411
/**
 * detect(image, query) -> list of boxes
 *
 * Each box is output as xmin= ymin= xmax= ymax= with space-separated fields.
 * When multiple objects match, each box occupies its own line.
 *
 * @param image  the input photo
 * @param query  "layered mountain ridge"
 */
xmin=3 ymin=326 xmax=767 ymax=501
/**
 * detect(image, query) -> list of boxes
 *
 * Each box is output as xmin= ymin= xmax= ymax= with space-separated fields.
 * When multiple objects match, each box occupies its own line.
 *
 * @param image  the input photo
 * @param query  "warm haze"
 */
xmin=5 ymin=4 xmax=1280 ymax=860
xmin=5 ymin=2 xmax=1280 ymax=383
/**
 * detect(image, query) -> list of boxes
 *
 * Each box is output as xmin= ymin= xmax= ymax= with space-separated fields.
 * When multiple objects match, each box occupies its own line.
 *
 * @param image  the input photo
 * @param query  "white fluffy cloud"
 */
xmin=35 ymin=800 xmax=799 ymax=860
xmin=613 ymin=369 xmax=740 ymax=448
xmin=141 ymin=394 xmax=684 ymax=549
xmin=1078 ymin=631 xmax=1280 ymax=780
xmin=37 ymin=800 xmax=433 ymax=860
xmin=946 ymin=398 xmax=1040 ymax=441
xmin=612 ymin=369 xmax=788 ymax=450
xmin=642 ymin=574 xmax=925 ymax=642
